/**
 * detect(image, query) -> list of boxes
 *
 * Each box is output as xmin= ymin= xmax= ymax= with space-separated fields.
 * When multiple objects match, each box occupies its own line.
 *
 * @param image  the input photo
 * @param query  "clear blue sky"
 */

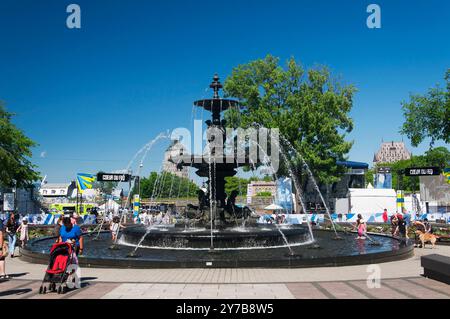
xmin=1 ymin=0 xmax=449 ymax=183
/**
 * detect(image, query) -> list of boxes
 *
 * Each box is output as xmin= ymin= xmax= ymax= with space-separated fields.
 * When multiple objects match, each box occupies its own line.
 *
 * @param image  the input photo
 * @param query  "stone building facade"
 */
xmin=373 ymin=141 xmax=411 ymax=164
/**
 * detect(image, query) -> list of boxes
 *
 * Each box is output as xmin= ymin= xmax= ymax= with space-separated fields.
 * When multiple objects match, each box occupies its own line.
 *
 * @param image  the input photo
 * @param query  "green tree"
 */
xmin=224 ymin=55 xmax=355 ymax=186
xmin=0 ymin=102 xmax=40 ymax=188
xmin=400 ymin=69 xmax=450 ymax=148
xmin=139 ymin=172 xmax=199 ymax=199
xmin=224 ymin=176 xmax=249 ymax=196
xmin=92 ymin=181 xmax=118 ymax=195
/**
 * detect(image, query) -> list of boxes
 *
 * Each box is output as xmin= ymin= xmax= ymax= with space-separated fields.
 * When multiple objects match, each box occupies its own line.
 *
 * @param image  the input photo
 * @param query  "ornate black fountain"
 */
xmin=21 ymin=75 xmax=414 ymax=268
xmin=173 ymin=74 xmax=253 ymax=225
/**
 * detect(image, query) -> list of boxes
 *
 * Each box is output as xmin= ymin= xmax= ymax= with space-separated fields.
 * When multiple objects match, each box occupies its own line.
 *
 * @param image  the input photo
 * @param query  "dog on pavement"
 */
xmin=415 ymin=230 xmax=438 ymax=249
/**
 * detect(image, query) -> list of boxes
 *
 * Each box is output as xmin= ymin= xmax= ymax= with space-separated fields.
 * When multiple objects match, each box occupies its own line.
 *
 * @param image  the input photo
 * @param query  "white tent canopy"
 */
xmin=348 ymin=188 xmax=397 ymax=214
xmin=264 ymin=203 xmax=284 ymax=210
xmin=99 ymin=199 xmax=121 ymax=214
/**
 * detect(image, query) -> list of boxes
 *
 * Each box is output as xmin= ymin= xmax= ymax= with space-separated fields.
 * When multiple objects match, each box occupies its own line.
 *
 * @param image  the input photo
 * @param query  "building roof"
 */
xmin=40 ymin=183 xmax=73 ymax=189
xmin=336 ymin=161 xmax=369 ymax=169
xmin=374 ymin=141 xmax=411 ymax=163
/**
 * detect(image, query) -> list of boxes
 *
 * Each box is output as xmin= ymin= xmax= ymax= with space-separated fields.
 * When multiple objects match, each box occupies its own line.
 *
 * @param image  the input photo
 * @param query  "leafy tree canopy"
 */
xmin=400 ymin=69 xmax=450 ymax=148
xmin=0 ymin=102 xmax=40 ymax=188
xmin=224 ymin=55 xmax=356 ymax=186
xmin=138 ymin=172 xmax=199 ymax=199
xmin=224 ymin=175 xmax=272 ymax=196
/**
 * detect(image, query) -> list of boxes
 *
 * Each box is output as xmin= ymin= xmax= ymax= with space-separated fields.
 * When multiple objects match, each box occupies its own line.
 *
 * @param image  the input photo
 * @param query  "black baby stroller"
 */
xmin=39 ymin=242 xmax=76 ymax=294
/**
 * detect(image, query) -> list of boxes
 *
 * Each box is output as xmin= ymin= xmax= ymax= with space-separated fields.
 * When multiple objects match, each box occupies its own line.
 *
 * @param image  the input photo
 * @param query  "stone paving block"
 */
xmin=286 ymin=283 xmax=329 ymax=299
xmin=317 ymin=282 xmax=369 ymax=299
xmin=384 ymin=279 xmax=449 ymax=299
xmin=347 ymin=281 xmax=406 ymax=299
xmin=70 ymin=283 xmax=121 ymax=299
xmin=407 ymin=277 xmax=450 ymax=296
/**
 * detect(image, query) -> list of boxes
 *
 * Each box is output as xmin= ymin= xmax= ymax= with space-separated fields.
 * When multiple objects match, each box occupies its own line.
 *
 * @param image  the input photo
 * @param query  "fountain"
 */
xmin=22 ymin=74 xmax=414 ymax=268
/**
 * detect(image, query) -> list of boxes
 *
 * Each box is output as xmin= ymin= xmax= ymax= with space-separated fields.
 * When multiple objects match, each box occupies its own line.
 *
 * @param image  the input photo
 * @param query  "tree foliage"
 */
xmin=0 ymin=102 xmax=40 ymax=188
xmin=139 ymin=172 xmax=199 ymax=199
xmin=400 ymin=69 xmax=450 ymax=148
xmin=223 ymin=55 xmax=356 ymax=186
xmin=224 ymin=175 xmax=271 ymax=196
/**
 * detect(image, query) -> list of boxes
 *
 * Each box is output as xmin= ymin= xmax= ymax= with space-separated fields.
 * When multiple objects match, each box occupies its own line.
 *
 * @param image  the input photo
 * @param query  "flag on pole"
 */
xmin=76 ymin=173 xmax=95 ymax=193
xmin=444 ymin=168 xmax=450 ymax=184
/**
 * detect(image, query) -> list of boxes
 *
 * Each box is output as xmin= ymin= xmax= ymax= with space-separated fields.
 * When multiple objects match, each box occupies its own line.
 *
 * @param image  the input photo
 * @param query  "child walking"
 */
xmin=17 ymin=218 xmax=29 ymax=248
xmin=110 ymin=216 xmax=126 ymax=241
xmin=355 ymin=214 xmax=367 ymax=239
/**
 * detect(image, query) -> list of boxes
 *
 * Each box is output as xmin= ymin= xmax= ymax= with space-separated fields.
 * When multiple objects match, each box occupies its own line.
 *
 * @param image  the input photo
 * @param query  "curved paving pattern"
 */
xmin=1 ymin=277 xmax=449 ymax=299
xmin=0 ymin=246 xmax=449 ymax=299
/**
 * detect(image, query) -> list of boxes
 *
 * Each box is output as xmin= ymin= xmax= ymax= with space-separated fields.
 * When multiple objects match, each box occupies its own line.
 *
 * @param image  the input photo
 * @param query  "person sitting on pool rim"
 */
xmin=59 ymin=216 xmax=84 ymax=256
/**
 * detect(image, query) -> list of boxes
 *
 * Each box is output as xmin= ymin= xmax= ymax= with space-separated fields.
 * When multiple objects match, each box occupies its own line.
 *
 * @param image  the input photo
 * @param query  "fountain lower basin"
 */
xmin=21 ymin=229 xmax=414 ymax=269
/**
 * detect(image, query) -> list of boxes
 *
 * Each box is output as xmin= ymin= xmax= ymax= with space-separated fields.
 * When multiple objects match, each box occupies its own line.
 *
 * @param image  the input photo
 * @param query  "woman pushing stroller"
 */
xmin=39 ymin=216 xmax=84 ymax=295
xmin=59 ymin=216 xmax=84 ymax=256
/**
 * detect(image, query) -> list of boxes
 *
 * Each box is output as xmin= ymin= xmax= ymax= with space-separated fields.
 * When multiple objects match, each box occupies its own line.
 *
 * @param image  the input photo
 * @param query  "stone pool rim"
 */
xmin=20 ymin=230 xmax=414 ymax=269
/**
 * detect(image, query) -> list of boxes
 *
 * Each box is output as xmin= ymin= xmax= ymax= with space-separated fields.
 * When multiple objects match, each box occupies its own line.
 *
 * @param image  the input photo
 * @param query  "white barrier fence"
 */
xmin=2 ymin=212 xmax=449 ymax=226
xmin=0 ymin=213 xmax=97 ymax=225
xmin=259 ymin=212 xmax=450 ymax=224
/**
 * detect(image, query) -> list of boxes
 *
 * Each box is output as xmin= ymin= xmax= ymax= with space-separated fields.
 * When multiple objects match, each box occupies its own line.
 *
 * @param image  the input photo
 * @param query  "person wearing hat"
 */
xmin=17 ymin=217 xmax=29 ymax=249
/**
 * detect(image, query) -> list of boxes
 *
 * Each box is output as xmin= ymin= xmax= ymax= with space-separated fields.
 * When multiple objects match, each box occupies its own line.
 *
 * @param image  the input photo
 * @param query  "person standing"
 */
xmin=355 ymin=214 xmax=367 ymax=239
xmin=403 ymin=209 xmax=411 ymax=239
xmin=110 ymin=216 xmax=126 ymax=241
xmin=396 ymin=218 xmax=407 ymax=238
xmin=0 ymin=219 xmax=10 ymax=279
xmin=423 ymin=218 xmax=433 ymax=234
xmin=17 ymin=218 xmax=29 ymax=248
xmin=59 ymin=217 xmax=84 ymax=256
xmin=5 ymin=214 xmax=19 ymax=258
xmin=390 ymin=214 xmax=398 ymax=236
xmin=54 ymin=216 xmax=63 ymax=242
xmin=382 ymin=209 xmax=388 ymax=223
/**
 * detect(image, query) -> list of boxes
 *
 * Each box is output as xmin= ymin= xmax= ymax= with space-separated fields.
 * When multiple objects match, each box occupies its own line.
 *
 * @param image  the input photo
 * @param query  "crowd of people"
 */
xmin=133 ymin=210 xmax=177 ymax=226
xmin=0 ymin=213 xmax=30 ymax=279
xmin=262 ymin=212 xmax=287 ymax=224
xmin=352 ymin=208 xmax=434 ymax=246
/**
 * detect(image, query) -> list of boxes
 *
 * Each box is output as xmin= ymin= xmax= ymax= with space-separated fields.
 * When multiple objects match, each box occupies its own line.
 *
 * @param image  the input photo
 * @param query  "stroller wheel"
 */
xmin=42 ymin=286 xmax=47 ymax=294
xmin=57 ymin=285 xmax=66 ymax=294
xmin=39 ymin=286 xmax=43 ymax=294
xmin=50 ymin=283 xmax=56 ymax=292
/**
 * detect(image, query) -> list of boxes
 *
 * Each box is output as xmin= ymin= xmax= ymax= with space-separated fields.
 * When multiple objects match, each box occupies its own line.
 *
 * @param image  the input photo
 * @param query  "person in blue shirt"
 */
xmin=59 ymin=217 xmax=84 ymax=255
xmin=403 ymin=209 xmax=412 ymax=239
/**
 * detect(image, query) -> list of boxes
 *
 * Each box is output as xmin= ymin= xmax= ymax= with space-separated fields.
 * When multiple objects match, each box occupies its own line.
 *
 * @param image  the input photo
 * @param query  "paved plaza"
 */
xmin=0 ymin=245 xmax=449 ymax=299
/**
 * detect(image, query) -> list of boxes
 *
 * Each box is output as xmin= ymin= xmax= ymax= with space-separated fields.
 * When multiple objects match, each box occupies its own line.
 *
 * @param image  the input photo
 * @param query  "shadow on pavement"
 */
xmin=0 ymin=288 xmax=32 ymax=297
xmin=9 ymin=272 xmax=29 ymax=278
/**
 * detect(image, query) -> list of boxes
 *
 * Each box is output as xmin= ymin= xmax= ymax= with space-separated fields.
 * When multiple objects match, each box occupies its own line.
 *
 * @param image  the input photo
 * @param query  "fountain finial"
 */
xmin=210 ymin=73 xmax=223 ymax=99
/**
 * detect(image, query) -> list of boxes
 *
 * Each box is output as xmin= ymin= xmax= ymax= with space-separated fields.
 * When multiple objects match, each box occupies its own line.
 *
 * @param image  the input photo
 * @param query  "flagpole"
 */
xmin=76 ymin=183 xmax=79 ymax=216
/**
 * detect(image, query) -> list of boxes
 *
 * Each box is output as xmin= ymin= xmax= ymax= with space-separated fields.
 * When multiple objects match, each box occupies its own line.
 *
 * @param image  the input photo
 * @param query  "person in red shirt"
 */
xmin=382 ymin=209 xmax=388 ymax=223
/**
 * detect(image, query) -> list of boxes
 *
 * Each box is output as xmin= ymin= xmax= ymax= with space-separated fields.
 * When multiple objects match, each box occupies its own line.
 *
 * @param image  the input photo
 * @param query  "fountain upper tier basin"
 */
xmin=121 ymin=224 xmax=309 ymax=249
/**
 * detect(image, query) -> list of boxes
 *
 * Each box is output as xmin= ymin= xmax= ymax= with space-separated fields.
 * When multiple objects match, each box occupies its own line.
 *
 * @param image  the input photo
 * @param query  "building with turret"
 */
xmin=373 ymin=141 xmax=411 ymax=164
xmin=163 ymin=140 xmax=189 ymax=178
